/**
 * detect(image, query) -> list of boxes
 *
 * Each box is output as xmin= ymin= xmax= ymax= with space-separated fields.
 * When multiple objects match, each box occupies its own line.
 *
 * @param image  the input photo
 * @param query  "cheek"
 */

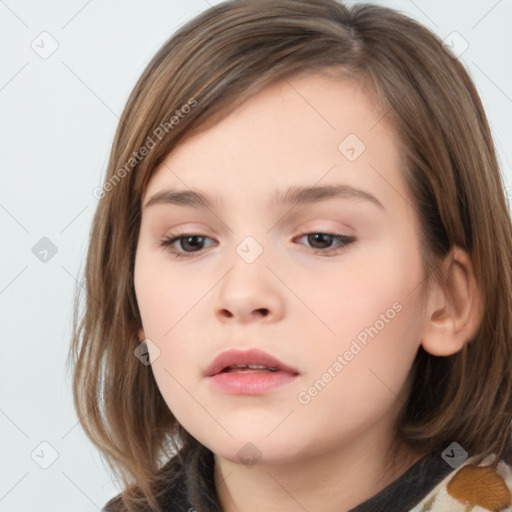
xmin=292 ymin=295 xmax=423 ymax=448
xmin=292 ymin=234 xmax=425 ymax=399
xmin=134 ymin=250 xmax=211 ymax=414
xmin=294 ymin=233 xmax=424 ymax=349
xmin=134 ymin=248 xmax=210 ymax=339
xmin=139 ymin=306 xmax=204 ymax=425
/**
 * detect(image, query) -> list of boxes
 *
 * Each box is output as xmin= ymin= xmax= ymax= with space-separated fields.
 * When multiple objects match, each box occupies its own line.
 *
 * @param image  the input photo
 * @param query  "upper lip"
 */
xmin=204 ymin=348 xmax=299 ymax=377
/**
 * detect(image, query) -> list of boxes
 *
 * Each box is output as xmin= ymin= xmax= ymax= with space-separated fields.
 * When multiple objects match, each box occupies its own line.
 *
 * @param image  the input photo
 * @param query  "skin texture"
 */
xmin=134 ymin=72 xmax=482 ymax=512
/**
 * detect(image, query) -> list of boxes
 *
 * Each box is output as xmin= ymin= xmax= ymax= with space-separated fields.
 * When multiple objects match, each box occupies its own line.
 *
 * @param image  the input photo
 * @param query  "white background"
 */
xmin=1 ymin=0 xmax=511 ymax=510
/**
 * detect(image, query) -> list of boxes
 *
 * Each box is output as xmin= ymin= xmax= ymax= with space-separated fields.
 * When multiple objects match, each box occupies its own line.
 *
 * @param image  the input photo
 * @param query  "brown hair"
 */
xmin=67 ymin=0 xmax=512 ymax=510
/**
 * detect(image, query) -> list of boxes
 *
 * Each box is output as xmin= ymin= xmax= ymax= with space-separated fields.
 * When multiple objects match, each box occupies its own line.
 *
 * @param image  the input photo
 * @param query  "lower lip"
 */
xmin=207 ymin=371 xmax=298 ymax=395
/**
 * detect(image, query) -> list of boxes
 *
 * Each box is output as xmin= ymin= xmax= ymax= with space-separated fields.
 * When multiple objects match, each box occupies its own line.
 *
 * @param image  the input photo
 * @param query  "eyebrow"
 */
xmin=143 ymin=184 xmax=384 ymax=211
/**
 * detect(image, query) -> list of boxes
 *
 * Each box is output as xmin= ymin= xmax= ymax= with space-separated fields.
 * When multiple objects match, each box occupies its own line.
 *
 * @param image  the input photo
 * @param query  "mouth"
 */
xmin=205 ymin=348 xmax=299 ymax=395
xmin=205 ymin=348 xmax=299 ymax=377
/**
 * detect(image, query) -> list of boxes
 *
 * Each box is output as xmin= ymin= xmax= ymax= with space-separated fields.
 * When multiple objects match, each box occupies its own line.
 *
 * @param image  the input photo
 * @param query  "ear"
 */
xmin=420 ymin=246 xmax=483 ymax=356
xmin=137 ymin=327 xmax=146 ymax=343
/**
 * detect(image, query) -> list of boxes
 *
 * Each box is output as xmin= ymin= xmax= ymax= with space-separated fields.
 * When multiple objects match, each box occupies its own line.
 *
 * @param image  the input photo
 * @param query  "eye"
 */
xmin=159 ymin=233 xmax=216 ymax=258
xmin=295 ymin=231 xmax=356 ymax=256
xmin=159 ymin=231 xmax=356 ymax=259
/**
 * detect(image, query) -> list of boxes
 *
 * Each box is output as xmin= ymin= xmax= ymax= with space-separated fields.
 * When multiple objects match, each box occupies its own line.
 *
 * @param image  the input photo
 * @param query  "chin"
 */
xmin=206 ymin=436 xmax=308 ymax=467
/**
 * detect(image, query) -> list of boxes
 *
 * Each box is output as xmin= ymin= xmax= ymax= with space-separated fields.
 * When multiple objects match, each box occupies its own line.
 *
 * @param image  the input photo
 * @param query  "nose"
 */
xmin=213 ymin=249 xmax=285 ymax=324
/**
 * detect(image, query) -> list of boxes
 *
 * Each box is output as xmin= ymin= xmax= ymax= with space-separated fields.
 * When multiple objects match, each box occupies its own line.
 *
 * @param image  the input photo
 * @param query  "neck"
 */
xmin=214 ymin=423 xmax=426 ymax=512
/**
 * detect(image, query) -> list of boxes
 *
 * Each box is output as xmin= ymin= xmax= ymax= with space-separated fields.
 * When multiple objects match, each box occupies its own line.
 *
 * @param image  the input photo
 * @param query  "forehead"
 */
xmin=142 ymin=73 xmax=406 ymax=212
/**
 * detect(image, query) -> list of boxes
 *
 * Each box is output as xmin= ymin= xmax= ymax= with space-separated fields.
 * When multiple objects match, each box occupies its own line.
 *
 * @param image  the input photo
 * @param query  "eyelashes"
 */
xmin=158 ymin=231 xmax=356 ymax=259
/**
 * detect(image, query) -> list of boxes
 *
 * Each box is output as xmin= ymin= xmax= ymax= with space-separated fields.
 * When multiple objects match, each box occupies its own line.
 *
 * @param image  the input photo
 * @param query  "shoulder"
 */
xmin=101 ymin=494 xmax=122 ymax=512
xmin=411 ymin=454 xmax=512 ymax=511
xmin=101 ymin=474 xmax=194 ymax=512
xmin=101 ymin=446 xmax=219 ymax=511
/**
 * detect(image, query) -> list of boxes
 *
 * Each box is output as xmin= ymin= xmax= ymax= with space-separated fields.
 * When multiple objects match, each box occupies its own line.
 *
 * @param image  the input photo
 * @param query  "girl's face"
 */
xmin=134 ymin=72 xmax=430 ymax=466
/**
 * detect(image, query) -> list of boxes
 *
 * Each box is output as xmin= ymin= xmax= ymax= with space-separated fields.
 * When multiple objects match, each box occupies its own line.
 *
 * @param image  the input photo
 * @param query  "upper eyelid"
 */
xmin=162 ymin=229 xmax=351 ymax=241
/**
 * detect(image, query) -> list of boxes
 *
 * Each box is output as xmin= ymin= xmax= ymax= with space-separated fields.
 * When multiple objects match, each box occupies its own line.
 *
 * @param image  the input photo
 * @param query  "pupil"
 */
xmin=308 ymin=233 xmax=333 ymax=249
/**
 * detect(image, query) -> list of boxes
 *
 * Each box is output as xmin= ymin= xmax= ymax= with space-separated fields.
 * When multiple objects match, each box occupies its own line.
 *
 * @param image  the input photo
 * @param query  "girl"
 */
xmin=68 ymin=0 xmax=512 ymax=510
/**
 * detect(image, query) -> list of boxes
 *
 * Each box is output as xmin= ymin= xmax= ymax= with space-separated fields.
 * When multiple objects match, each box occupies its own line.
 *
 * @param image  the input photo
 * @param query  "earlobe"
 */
xmin=420 ymin=247 xmax=483 ymax=357
xmin=137 ymin=327 xmax=146 ymax=343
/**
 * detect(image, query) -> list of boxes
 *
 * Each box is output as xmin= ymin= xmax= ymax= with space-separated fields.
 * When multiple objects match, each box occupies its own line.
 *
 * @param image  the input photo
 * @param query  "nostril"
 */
xmin=217 ymin=308 xmax=270 ymax=319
